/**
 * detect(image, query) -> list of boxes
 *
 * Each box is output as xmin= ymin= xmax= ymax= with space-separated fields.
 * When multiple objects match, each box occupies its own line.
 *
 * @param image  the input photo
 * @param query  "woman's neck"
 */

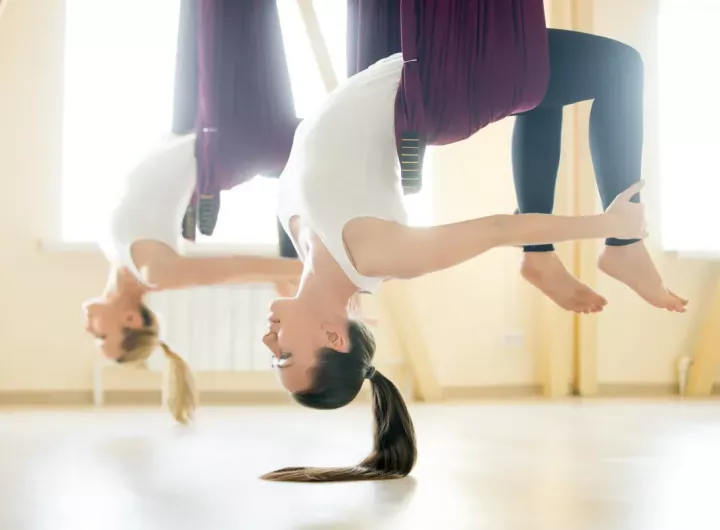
xmin=297 ymin=245 xmax=357 ymax=320
xmin=103 ymin=266 xmax=148 ymax=305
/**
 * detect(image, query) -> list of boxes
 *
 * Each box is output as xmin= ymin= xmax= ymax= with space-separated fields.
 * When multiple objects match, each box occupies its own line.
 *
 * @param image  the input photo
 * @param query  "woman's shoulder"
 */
xmin=127 ymin=240 xmax=179 ymax=289
xmin=342 ymin=217 xmax=408 ymax=277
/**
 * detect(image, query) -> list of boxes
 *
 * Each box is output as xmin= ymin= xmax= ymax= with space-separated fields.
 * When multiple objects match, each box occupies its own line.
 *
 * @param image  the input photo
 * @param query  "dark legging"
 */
xmin=512 ymin=29 xmax=644 ymax=252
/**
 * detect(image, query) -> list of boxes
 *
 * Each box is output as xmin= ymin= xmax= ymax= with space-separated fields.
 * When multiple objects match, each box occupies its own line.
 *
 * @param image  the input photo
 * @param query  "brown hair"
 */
xmin=118 ymin=304 xmax=197 ymax=424
xmin=261 ymin=320 xmax=417 ymax=482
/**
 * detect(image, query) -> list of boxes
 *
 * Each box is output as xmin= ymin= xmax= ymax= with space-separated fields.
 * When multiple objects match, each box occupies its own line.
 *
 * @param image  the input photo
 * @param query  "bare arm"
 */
xmin=152 ymin=255 xmax=303 ymax=290
xmin=132 ymin=242 xmax=303 ymax=290
xmin=352 ymin=182 xmax=645 ymax=280
xmin=354 ymin=213 xmax=610 ymax=279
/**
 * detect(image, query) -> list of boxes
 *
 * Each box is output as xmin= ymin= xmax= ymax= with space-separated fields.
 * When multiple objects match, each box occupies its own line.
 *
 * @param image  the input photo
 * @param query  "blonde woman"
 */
xmin=83 ymin=133 xmax=301 ymax=424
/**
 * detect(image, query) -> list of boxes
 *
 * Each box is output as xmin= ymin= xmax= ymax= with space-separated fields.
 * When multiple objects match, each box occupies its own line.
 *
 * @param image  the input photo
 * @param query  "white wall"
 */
xmin=0 ymin=0 xmax=715 ymax=395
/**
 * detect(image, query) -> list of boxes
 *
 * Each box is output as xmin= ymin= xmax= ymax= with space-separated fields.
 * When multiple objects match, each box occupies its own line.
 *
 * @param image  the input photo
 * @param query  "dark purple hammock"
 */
xmin=393 ymin=0 xmax=550 ymax=191
xmin=176 ymin=0 xmax=550 ymax=247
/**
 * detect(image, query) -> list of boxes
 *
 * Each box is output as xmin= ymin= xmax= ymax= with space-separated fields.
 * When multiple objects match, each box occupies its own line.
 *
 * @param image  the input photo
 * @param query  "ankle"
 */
xmin=521 ymin=250 xmax=558 ymax=274
xmin=522 ymin=250 xmax=557 ymax=263
xmin=602 ymin=240 xmax=645 ymax=256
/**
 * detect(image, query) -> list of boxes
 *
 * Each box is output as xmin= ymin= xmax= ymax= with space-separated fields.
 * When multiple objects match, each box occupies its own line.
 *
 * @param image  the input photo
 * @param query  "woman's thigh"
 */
xmin=537 ymin=29 xmax=643 ymax=109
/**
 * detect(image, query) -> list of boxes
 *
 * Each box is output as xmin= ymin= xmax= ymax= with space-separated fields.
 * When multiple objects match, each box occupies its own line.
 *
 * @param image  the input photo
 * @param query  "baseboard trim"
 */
xmin=0 ymin=391 xmax=94 ymax=406
xmin=442 ymin=385 xmax=543 ymax=400
xmin=5 ymin=383 xmax=720 ymax=407
xmin=597 ymin=383 xmax=720 ymax=397
xmin=0 ymin=390 xmax=294 ymax=407
xmin=596 ymin=384 xmax=679 ymax=397
xmin=443 ymin=383 xmax=720 ymax=400
xmin=105 ymin=390 xmax=295 ymax=406
xmin=0 ymin=385 xmax=382 ymax=407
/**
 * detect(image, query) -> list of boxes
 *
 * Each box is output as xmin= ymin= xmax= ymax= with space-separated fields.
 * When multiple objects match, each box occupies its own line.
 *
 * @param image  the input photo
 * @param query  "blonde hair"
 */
xmin=119 ymin=305 xmax=197 ymax=424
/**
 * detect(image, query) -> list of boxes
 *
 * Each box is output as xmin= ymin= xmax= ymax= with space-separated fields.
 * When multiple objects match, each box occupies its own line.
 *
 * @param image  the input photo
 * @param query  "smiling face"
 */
xmin=82 ymin=297 xmax=146 ymax=360
xmin=262 ymin=297 xmax=349 ymax=393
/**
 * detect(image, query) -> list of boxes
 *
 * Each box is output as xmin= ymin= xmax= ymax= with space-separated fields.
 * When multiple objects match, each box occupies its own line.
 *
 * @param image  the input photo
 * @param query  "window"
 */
xmin=658 ymin=1 xmax=720 ymax=252
xmin=61 ymin=0 xmax=433 ymax=247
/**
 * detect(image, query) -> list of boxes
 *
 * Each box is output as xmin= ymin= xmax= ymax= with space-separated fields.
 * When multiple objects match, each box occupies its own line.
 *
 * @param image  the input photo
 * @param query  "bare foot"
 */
xmin=597 ymin=242 xmax=688 ymax=312
xmin=521 ymin=252 xmax=608 ymax=314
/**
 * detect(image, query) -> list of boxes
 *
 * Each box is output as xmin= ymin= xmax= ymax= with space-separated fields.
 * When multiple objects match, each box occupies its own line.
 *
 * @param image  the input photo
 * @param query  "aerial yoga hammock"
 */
xmin=261 ymin=0 xmax=685 ymax=483
xmin=389 ymin=0 xmax=685 ymax=314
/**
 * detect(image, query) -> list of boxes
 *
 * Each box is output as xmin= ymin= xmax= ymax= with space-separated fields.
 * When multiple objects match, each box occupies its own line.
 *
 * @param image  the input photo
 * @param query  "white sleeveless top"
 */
xmin=277 ymin=54 xmax=408 ymax=294
xmin=99 ymin=134 xmax=197 ymax=286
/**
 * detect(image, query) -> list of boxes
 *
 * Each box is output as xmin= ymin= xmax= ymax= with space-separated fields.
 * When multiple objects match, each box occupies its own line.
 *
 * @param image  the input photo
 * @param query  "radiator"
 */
xmin=145 ymin=283 xmax=277 ymax=373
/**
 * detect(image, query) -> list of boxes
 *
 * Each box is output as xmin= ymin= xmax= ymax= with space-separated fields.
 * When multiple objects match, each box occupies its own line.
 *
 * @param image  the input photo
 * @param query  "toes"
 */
xmin=575 ymin=301 xmax=604 ymax=314
xmin=672 ymin=302 xmax=687 ymax=313
xmin=669 ymin=290 xmax=689 ymax=305
xmin=666 ymin=291 xmax=688 ymax=312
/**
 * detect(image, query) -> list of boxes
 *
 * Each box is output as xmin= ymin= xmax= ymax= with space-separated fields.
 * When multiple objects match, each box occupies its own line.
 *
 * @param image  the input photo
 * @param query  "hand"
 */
xmin=604 ymin=181 xmax=648 ymax=240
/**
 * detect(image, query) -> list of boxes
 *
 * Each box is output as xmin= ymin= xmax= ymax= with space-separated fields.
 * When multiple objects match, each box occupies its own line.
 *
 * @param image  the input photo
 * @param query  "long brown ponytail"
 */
xmin=261 ymin=321 xmax=417 ymax=482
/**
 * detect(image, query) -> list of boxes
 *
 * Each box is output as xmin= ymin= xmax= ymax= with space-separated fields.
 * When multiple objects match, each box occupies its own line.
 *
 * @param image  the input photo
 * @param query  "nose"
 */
xmin=82 ymin=300 xmax=98 ymax=316
xmin=267 ymin=304 xmax=280 ymax=323
xmin=262 ymin=332 xmax=281 ymax=358
xmin=268 ymin=298 xmax=280 ymax=313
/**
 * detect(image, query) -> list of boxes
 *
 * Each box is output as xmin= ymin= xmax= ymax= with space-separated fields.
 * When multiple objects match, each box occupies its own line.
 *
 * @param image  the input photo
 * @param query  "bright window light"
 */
xmin=658 ymin=1 xmax=720 ymax=252
xmin=62 ymin=0 xmax=433 ymax=246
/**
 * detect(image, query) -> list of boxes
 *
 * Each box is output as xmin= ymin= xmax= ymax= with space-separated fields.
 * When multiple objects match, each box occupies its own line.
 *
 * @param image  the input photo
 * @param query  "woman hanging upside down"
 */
xmin=82 ymin=133 xmax=303 ymax=424
xmin=262 ymin=1 xmax=686 ymax=481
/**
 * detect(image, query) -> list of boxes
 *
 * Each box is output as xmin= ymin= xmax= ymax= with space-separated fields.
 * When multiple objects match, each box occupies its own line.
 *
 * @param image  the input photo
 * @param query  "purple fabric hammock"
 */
xmin=347 ymin=0 xmax=550 ymax=193
xmin=347 ymin=0 xmax=402 ymax=77
xmin=177 ymin=0 xmax=550 ymax=239
xmin=394 ymin=0 xmax=550 ymax=191
xmin=191 ymin=0 xmax=299 ymax=237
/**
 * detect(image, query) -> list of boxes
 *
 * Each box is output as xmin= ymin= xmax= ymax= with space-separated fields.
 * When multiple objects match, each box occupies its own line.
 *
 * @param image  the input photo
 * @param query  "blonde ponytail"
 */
xmin=160 ymin=342 xmax=197 ymax=424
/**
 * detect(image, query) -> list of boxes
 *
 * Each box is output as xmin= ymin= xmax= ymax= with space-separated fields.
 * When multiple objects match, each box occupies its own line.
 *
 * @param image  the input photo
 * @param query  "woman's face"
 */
xmin=82 ymin=298 xmax=143 ymax=361
xmin=263 ymin=298 xmax=346 ymax=393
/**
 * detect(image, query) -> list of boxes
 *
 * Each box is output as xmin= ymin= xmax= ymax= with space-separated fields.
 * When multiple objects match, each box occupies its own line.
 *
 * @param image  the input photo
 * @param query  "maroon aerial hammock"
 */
xmin=173 ymin=0 xmax=299 ymax=240
xmin=393 ymin=0 xmax=550 ymax=192
xmin=173 ymin=0 xmax=550 ymax=244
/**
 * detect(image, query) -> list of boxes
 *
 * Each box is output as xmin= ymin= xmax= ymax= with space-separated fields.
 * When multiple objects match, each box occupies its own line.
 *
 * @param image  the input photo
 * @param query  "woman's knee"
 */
xmin=613 ymin=41 xmax=644 ymax=79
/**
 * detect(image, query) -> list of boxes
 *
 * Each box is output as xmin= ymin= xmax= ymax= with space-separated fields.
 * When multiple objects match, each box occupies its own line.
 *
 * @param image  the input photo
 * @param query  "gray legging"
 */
xmin=512 ymin=29 xmax=645 ymax=252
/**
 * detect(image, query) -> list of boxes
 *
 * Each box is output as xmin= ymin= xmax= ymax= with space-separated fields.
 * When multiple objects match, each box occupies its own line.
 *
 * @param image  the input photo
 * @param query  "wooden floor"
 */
xmin=1 ymin=401 xmax=719 ymax=530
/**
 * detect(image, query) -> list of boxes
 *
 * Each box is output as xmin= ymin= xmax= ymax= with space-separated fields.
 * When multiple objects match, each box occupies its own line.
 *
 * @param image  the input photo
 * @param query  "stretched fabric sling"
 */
xmin=172 ymin=0 xmax=199 ymax=138
xmin=394 ymin=0 xmax=551 ymax=191
xmin=172 ymin=0 xmax=200 ymax=241
xmin=176 ymin=0 xmax=550 ymax=240
xmin=189 ymin=0 xmax=298 ymax=237
xmin=346 ymin=0 xmax=402 ymax=76
xmin=347 ymin=0 xmax=412 ymax=190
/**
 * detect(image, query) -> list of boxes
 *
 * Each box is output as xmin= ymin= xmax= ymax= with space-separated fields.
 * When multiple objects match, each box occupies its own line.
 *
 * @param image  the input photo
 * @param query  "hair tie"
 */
xmin=365 ymin=365 xmax=377 ymax=380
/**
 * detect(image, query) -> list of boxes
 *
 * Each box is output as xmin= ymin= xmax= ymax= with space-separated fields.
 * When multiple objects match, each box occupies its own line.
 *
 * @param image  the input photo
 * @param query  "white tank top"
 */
xmin=277 ymin=54 xmax=408 ymax=294
xmin=99 ymin=134 xmax=197 ymax=286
